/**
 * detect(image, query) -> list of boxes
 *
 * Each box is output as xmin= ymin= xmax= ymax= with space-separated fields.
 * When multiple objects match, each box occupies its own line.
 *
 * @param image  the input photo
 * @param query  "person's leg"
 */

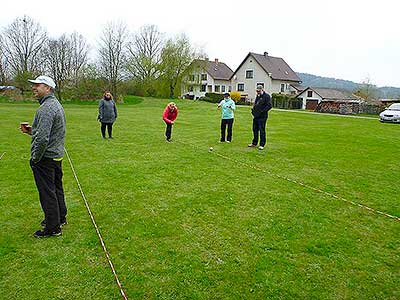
xmin=165 ymin=123 xmax=172 ymax=140
xmin=227 ymin=118 xmax=234 ymax=142
xmin=30 ymin=159 xmax=60 ymax=232
xmin=259 ymin=118 xmax=267 ymax=147
xmin=101 ymin=123 xmax=106 ymax=138
xmin=220 ymin=119 xmax=227 ymax=142
xmin=107 ymin=123 xmax=113 ymax=138
xmin=251 ymin=118 xmax=259 ymax=146
xmin=54 ymin=160 xmax=67 ymax=223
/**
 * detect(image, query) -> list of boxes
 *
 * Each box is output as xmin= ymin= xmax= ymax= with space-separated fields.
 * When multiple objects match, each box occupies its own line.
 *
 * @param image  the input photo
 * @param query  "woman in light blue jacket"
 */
xmin=98 ymin=91 xmax=117 ymax=139
xmin=217 ymin=92 xmax=236 ymax=142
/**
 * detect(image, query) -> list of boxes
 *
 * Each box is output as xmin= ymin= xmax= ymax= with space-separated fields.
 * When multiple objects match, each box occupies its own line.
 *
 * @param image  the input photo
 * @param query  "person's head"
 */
xmin=168 ymin=102 xmax=176 ymax=111
xmin=256 ymin=85 xmax=264 ymax=95
xmin=28 ymin=75 xmax=56 ymax=99
xmin=223 ymin=92 xmax=230 ymax=99
xmin=103 ymin=91 xmax=113 ymax=100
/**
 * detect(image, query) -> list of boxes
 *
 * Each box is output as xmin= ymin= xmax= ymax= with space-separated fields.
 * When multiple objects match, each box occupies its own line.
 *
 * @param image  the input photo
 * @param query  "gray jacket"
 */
xmin=98 ymin=98 xmax=117 ymax=123
xmin=31 ymin=93 xmax=66 ymax=163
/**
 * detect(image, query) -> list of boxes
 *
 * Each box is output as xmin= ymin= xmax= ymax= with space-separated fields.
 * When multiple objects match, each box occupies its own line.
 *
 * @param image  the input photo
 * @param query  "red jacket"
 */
xmin=163 ymin=106 xmax=178 ymax=124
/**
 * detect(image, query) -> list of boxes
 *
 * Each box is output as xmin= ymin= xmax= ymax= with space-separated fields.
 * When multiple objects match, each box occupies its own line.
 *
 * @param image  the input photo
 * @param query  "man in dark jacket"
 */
xmin=20 ymin=75 xmax=67 ymax=238
xmin=248 ymin=85 xmax=272 ymax=150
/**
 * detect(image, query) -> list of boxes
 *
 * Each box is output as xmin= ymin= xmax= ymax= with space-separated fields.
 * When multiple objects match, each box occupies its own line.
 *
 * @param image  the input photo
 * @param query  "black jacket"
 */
xmin=252 ymin=92 xmax=272 ymax=119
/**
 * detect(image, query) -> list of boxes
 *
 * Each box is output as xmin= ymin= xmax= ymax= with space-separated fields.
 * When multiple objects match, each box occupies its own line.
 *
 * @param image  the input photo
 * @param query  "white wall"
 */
xmin=183 ymin=70 xmax=230 ymax=99
xmin=297 ymin=89 xmax=322 ymax=109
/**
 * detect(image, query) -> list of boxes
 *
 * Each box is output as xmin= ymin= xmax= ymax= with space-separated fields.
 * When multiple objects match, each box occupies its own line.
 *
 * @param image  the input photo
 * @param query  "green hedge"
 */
xmin=199 ymin=92 xmax=224 ymax=103
xmin=272 ymin=93 xmax=302 ymax=109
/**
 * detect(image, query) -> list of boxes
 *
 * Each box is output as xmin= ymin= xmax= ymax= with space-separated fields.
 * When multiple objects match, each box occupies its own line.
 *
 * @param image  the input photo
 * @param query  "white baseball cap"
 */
xmin=28 ymin=75 xmax=56 ymax=89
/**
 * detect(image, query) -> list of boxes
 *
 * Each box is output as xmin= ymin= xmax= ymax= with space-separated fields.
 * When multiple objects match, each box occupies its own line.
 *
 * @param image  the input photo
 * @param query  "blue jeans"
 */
xmin=252 ymin=117 xmax=267 ymax=147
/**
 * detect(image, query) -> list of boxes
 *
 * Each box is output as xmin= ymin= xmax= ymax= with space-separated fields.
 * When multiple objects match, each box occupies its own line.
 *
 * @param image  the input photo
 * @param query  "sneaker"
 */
xmin=248 ymin=144 xmax=257 ymax=147
xmin=166 ymin=139 xmax=171 ymax=143
xmin=34 ymin=228 xmax=62 ymax=238
xmin=41 ymin=219 xmax=67 ymax=227
xmin=258 ymin=146 xmax=265 ymax=150
xmin=226 ymin=141 xmax=231 ymax=143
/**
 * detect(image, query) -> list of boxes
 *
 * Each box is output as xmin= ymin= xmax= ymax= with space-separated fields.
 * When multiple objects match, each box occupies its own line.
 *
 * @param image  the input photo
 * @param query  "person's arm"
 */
xmin=230 ymin=100 xmax=236 ymax=111
xmin=98 ymin=100 xmax=104 ymax=121
xmin=259 ymin=93 xmax=272 ymax=114
xmin=113 ymin=101 xmax=117 ymax=118
xmin=217 ymin=100 xmax=223 ymax=108
xmin=162 ymin=107 xmax=172 ymax=124
xmin=31 ymin=108 xmax=53 ymax=163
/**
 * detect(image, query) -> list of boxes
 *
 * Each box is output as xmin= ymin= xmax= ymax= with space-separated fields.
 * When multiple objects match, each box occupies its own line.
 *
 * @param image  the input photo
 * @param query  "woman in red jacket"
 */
xmin=162 ymin=102 xmax=178 ymax=142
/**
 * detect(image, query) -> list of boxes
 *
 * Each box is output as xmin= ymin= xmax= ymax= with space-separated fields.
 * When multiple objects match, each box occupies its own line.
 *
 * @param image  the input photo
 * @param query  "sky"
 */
xmin=2 ymin=0 xmax=399 ymax=87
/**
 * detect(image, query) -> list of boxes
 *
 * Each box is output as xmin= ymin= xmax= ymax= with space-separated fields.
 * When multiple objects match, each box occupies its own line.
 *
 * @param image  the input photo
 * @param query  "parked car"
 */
xmin=379 ymin=103 xmax=400 ymax=123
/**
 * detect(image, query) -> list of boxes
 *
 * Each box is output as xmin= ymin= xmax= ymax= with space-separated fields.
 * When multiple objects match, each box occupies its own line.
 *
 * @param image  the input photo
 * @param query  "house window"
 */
xmin=246 ymin=70 xmax=253 ymax=79
xmin=256 ymin=82 xmax=264 ymax=89
xmin=196 ymin=74 xmax=200 ymax=82
xmin=188 ymin=75 xmax=195 ymax=81
xmin=188 ymin=86 xmax=193 ymax=92
xmin=201 ymin=74 xmax=207 ymax=81
xmin=280 ymin=83 xmax=285 ymax=93
xmin=221 ymin=85 xmax=226 ymax=93
xmin=307 ymin=90 xmax=313 ymax=97
xmin=228 ymin=86 xmax=232 ymax=92
xmin=238 ymin=83 xmax=244 ymax=92
xmin=207 ymin=85 xmax=212 ymax=92
xmin=215 ymin=85 xmax=220 ymax=92
xmin=200 ymin=85 xmax=206 ymax=92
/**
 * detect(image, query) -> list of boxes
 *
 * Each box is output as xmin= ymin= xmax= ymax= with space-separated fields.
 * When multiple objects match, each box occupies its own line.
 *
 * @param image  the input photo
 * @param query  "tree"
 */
xmin=97 ymin=22 xmax=128 ymax=97
xmin=1 ymin=16 xmax=47 ymax=91
xmin=126 ymin=24 xmax=164 ymax=89
xmin=45 ymin=34 xmax=73 ymax=100
xmin=355 ymin=76 xmax=378 ymax=101
xmin=159 ymin=34 xmax=203 ymax=98
xmin=0 ymin=38 xmax=10 ymax=85
xmin=69 ymin=32 xmax=90 ymax=88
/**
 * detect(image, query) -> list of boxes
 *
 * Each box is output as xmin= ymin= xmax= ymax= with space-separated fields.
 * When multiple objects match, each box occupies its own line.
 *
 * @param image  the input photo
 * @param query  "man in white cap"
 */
xmin=20 ymin=75 xmax=67 ymax=238
xmin=248 ymin=85 xmax=272 ymax=150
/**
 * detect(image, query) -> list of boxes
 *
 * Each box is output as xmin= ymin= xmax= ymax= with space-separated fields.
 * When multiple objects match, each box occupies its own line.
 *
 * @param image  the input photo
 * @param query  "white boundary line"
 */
xmin=178 ymin=141 xmax=399 ymax=222
xmin=0 ymin=152 xmax=5 ymax=160
xmin=272 ymin=108 xmax=378 ymax=120
xmin=64 ymin=148 xmax=128 ymax=300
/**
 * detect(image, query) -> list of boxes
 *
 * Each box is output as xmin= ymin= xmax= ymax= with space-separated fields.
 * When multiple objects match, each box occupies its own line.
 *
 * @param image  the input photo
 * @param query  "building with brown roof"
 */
xmin=182 ymin=59 xmax=233 ymax=99
xmin=230 ymin=52 xmax=301 ymax=101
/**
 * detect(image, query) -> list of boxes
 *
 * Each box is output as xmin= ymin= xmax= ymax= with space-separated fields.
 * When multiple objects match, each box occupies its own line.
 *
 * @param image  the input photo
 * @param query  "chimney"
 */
xmin=264 ymin=52 xmax=268 ymax=57
xmin=215 ymin=58 xmax=219 ymax=64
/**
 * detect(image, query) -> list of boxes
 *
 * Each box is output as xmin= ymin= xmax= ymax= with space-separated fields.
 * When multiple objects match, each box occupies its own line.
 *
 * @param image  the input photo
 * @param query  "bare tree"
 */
xmin=97 ymin=22 xmax=128 ymax=97
xmin=0 ymin=37 xmax=10 ymax=85
xmin=126 ymin=25 xmax=164 ymax=82
xmin=1 ymin=15 xmax=47 ymax=90
xmin=70 ymin=32 xmax=90 ymax=87
xmin=45 ymin=34 xmax=73 ymax=100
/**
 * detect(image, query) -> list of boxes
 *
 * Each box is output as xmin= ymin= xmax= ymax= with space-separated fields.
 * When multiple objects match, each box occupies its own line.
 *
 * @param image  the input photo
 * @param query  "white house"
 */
xmin=182 ymin=59 xmax=233 ymax=99
xmin=230 ymin=52 xmax=301 ymax=102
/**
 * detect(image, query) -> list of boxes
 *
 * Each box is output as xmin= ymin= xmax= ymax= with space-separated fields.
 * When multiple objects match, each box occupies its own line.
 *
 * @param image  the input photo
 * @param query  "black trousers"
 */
xmin=220 ymin=118 xmax=234 ymax=142
xmin=101 ymin=122 xmax=113 ymax=138
xmin=252 ymin=117 xmax=267 ymax=147
xmin=165 ymin=122 xmax=173 ymax=140
xmin=30 ymin=158 xmax=67 ymax=231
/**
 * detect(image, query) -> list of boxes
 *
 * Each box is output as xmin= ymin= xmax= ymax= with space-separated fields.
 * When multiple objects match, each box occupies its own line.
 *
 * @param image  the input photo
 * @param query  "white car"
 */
xmin=379 ymin=103 xmax=400 ymax=123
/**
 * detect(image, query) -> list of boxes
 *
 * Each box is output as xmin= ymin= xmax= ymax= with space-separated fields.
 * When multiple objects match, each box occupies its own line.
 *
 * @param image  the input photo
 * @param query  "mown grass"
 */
xmin=0 ymin=98 xmax=399 ymax=299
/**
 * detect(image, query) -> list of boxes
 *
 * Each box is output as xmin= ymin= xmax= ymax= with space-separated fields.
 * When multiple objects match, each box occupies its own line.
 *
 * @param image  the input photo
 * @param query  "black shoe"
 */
xmin=41 ymin=219 xmax=67 ymax=227
xmin=34 ymin=228 xmax=62 ymax=238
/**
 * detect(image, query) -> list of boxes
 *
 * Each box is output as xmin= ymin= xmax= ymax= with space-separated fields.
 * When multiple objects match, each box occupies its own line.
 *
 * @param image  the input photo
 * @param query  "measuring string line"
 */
xmin=64 ymin=148 xmax=128 ymax=300
xmin=176 ymin=140 xmax=399 ymax=222
xmin=0 ymin=152 xmax=5 ymax=160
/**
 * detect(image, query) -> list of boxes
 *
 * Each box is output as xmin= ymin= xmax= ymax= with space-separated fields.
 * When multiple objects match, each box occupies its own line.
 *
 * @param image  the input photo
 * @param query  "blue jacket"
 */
xmin=218 ymin=98 xmax=236 ymax=119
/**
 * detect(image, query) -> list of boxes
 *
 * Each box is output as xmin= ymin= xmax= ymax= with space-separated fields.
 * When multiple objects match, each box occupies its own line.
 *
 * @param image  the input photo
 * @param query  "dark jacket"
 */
xmin=31 ymin=93 xmax=66 ymax=163
xmin=252 ymin=92 xmax=272 ymax=119
xmin=98 ymin=98 xmax=117 ymax=123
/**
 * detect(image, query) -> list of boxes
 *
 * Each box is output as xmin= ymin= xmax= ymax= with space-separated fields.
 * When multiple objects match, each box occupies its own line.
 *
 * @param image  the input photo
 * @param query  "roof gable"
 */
xmin=193 ymin=59 xmax=233 ymax=80
xmin=297 ymin=87 xmax=361 ymax=101
xmin=231 ymin=52 xmax=301 ymax=82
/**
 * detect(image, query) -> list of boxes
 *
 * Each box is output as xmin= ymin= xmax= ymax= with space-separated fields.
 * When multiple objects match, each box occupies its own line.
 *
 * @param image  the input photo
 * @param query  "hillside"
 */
xmin=297 ymin=73 xmax=400 ymax=98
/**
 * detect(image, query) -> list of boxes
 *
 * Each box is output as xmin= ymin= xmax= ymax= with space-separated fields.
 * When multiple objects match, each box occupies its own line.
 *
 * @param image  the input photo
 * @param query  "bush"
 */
xmin=272 ymin=93 xmax=302 ymax=109
xmin=200 ymin=92 xmax=224 ymax=103
xmin=230 ymin=91 xmax=241 ymax=103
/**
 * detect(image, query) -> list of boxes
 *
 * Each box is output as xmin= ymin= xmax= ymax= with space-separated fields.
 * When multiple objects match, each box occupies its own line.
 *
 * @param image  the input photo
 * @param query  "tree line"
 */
xmin=0 ymin=16 xmax=205 ymax=101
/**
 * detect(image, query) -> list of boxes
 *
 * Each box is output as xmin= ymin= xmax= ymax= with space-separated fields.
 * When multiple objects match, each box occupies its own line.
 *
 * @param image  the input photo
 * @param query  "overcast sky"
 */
xmin=2 ymin=0 xmax=399 ymax=87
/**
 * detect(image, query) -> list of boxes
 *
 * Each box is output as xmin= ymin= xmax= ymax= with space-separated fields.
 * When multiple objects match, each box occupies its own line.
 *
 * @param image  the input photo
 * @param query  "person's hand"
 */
xmin=20 ymin=124 xmax=32 ymax=135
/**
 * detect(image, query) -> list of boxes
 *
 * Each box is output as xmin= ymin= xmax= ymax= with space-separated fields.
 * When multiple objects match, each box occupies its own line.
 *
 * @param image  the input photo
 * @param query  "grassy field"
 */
xmin=0 ymin=97 xmax=399 ymax=299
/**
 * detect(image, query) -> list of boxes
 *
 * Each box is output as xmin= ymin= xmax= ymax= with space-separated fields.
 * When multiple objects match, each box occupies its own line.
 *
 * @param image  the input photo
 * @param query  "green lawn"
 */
xmin=0 ymin=98 xmax=399 ymax=300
